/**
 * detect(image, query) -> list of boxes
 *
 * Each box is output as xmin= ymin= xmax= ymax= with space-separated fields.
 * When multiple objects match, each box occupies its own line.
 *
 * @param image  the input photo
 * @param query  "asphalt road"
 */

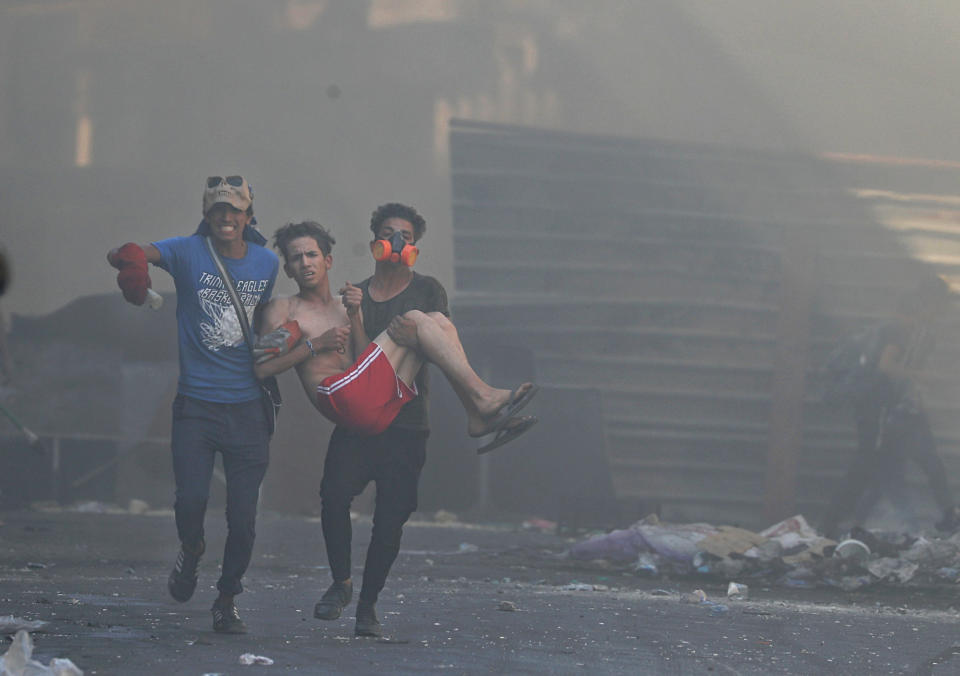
xmin=2 ymin=509 xmax=960 ymax=675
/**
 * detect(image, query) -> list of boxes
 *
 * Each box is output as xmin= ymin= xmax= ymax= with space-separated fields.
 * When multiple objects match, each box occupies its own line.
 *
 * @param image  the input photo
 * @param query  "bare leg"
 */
xmin=377 ymin=335 xmax=423 ymax=387
xmin=374 ymin=310 xmax=531 ymax=436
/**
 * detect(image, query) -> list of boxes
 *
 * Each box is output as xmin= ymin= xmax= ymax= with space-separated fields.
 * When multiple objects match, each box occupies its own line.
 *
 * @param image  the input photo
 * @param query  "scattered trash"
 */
xmin=760 ymin=514 xmax=817 ymax=540
xmin=562 ymin=582 xmax=596 ymax=591
xmin=743 ymin=539 xmax=783 ymax=563
xmin=866 ymin=558 xmax=918 ymax=584
xmin=238 ymin=653 xmax=274 ymax=666
xmin=0 ymin=630 xmax=83 ymax=675
xmin=782 ymin=575 xmax=815 ymax=589
xmin=0 ymin=616 xmax=48 ymax=635
xmin=681 ymin=589 xmax=708 ymax=604
xmin=497 ymin=601 xmax=517 ymax=612
xmin=634 ymin=552 xmax=659 ymax=577
xmin=569 ymin=515 xmax=716 ymax=565
xmin=935 ymin=567 xmax=960 ymax=582
xmin=521 ymin=518 xmax=557 ymax=533
xmin=699 ymin=527 xmax=767 ymax=559
xmin=836 ymin=575 xmax=874 ymax=592
xmin=568 ymin=527 xmax=649 ymax=563
xmin=848 ymin=526 xmax=915 ymax=558
xmin=834 ymin=539 xmax=871 ymax=561
xmin=568 ymin=512 xmax=960 ymax=591
xmin=726 ymin=582 xmax=749 ymax=600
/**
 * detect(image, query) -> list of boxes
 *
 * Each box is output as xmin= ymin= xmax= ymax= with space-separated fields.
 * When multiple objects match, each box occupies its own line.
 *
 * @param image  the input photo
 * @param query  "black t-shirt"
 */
xmin=356 ymin=272 xmax=449 ymax=431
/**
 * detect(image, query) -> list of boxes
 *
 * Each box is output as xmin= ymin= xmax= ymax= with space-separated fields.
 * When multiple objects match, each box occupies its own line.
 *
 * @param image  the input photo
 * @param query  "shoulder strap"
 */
xmin=203 ymin=236 xmax=256 ymax=354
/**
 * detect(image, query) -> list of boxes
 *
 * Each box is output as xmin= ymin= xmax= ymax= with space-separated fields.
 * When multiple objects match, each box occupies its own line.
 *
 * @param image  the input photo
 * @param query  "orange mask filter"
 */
xmin=372 ymin=232 xmax=418 ymax=267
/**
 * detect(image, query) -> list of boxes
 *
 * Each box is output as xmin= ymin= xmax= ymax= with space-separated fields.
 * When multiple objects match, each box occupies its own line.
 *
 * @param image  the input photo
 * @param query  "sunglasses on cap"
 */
xmin=207 ymin=175 xmax=246 ymax=188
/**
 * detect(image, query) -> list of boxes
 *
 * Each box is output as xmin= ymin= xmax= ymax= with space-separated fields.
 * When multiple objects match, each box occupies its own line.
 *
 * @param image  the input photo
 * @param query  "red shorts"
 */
xmin=316 ymin=342 xmax=417 ymax=435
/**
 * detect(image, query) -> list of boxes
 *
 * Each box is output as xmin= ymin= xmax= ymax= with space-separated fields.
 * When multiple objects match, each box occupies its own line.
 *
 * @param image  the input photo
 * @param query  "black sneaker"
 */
xmin=314 ymin=580 xmax=353 ymax=620
xmin=354 ymin=602 xmax=382 ymax=637
xmin=211 ymin=599 xmax=247 ymax=634
xmin=167 ymin=540 xmax=205 ymax=603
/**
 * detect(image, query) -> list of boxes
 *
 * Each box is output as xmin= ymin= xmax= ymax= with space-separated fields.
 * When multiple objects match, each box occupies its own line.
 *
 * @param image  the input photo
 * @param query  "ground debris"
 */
xmin=0 ymin=630 xmax=82 ymax=675
xmin=0 ymin=616 xmax=48 ymax=635
xmin=238 ymin=652 xmax=274 ymax=665
xmin=567 ymin=513 xmax=960 ymax=591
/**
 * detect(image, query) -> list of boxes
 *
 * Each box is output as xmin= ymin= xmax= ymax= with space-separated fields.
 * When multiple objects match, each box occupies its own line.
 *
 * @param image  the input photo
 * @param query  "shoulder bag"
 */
xmin=203 ymin=236 xmax=281 ymax=435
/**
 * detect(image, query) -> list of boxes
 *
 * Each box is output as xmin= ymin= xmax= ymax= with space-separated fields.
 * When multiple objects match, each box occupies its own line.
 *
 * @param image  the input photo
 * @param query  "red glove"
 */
xmin=253 ymin=320 xmax=303 ymax=363
xmin=108 ymin=243 xmax=151 ymax=305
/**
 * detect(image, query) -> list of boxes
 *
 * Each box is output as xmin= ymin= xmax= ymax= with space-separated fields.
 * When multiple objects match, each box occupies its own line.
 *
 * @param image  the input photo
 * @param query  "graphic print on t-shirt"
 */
xmin=195 ymin=271 xmax=270 ymax=351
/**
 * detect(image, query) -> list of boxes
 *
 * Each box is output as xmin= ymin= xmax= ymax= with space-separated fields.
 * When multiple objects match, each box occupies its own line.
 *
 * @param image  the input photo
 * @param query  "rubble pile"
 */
xmin=568 ymin=514 xmax=960 ymax=591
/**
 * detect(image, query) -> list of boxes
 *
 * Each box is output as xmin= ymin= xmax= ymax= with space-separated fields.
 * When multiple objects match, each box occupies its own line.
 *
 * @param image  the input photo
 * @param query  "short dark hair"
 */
xmin=272 ymin=221 xmax=336 ymax=262
xmin=370 ymin=203 xmax=426 ymax=241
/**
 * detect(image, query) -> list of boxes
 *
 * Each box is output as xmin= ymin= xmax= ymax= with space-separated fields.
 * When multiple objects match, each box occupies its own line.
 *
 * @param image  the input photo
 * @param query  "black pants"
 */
xmin=320 ymin=425 xmax=428 ymax=606
xmin=171 ymin=394 xmax=271 ymax=596
xmin=821 ymin=398 xmax=953 ymax=536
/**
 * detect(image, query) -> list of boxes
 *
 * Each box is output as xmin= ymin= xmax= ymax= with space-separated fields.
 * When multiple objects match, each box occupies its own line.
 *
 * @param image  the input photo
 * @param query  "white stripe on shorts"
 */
xmin=316 ymin=344 xmax=383 ymax=396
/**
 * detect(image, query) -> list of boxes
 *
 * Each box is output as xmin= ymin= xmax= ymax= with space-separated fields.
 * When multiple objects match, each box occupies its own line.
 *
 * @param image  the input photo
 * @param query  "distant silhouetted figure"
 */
xmin=820 ymin=276 xmax=959 ymax=538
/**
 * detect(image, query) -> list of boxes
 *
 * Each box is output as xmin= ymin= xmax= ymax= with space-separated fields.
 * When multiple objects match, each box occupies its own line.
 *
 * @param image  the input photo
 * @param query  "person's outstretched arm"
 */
xmin=106 ymin=243 xmax=162 ymax=305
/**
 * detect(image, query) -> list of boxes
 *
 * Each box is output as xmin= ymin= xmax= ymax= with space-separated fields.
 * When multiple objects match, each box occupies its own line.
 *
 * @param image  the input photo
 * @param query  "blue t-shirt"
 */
xmin=152 ymin=234 xmax=279 ymax=403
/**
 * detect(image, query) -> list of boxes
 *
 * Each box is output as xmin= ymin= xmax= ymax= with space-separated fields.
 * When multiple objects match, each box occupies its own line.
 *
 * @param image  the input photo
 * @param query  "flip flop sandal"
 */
xmin=485 ymin=384 xmax=539 ymax=430
xmin=477 ymin=415 xmax=539 ymax=455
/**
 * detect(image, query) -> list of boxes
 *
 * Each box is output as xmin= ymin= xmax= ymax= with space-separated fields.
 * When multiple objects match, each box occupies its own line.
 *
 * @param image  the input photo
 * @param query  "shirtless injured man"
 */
xmin=253 ymin=220 xmax=537 ymax=453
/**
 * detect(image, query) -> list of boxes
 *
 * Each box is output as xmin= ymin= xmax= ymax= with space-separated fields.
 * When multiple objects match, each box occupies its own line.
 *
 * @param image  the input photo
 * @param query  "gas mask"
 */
xmin=372 ymin=231 xmax=418 ymax=267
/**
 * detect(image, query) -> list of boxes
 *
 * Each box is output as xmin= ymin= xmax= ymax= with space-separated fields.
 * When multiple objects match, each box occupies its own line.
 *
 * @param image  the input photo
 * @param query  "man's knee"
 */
xmin=371 ymin=506 xmax=414 ymax=542
xmin=402 ymin=309 xmax=428 ymax=323
xmin=426 ymin=311 xmax=457 ymax=339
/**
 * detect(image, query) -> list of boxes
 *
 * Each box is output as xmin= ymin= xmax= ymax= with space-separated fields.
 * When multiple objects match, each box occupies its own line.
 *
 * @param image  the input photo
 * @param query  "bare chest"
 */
xmin=286 ymin=297 xmax=348 ymax=336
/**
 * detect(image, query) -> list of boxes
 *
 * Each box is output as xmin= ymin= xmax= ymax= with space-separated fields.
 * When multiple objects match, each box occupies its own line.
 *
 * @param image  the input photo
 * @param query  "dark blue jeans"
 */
xmin=171 ymin=394 xmax=270 ymax=596
xmin=320 ymin=425 xmax=428 ymax=605
xmin=821 ymin=398 xmax=954 ymax=536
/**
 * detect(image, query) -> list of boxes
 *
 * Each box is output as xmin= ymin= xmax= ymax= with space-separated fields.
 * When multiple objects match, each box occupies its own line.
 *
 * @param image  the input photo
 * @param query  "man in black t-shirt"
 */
xmin=313 ymin=203 xmax=536 ymax=637
xmin=820 ymin=276 xmax=958 ymax=538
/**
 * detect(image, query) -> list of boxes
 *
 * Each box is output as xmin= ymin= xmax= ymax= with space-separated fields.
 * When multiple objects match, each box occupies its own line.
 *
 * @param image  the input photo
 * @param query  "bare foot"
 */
xmin=467 ymin=383 xmax=537 ymax=437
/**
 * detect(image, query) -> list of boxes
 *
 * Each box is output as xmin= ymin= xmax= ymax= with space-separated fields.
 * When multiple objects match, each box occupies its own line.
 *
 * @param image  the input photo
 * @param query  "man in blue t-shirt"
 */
xmin=107 ymin=175 xmax=279 ymax=634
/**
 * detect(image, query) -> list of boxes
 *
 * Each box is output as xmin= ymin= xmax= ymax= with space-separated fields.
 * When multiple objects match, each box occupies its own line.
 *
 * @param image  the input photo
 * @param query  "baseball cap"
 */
xmin=203 ymin=175 xmax=253 ymax=215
